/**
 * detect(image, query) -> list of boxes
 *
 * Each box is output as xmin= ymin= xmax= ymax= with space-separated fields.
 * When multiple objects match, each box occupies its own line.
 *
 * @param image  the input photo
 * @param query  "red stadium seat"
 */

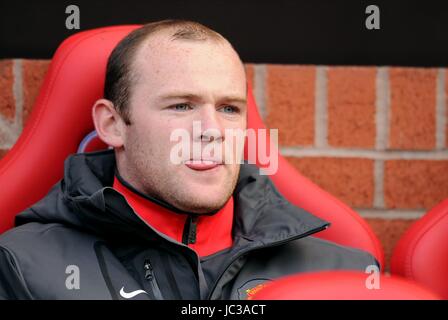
xmin=251 ymin=271 xmax=440 ymax=300
xmin=391 ymin=199 xmax=448 ymax=299
xmin=0 ymin=25 xmax=383 ymax=267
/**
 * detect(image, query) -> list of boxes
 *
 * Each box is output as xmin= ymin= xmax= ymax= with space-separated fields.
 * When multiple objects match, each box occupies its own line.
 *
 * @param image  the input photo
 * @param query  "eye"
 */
xmin=170 ymin=103 xmax=193 ymax=111
xmin=220 ymin=105 xmax=239 ymax=114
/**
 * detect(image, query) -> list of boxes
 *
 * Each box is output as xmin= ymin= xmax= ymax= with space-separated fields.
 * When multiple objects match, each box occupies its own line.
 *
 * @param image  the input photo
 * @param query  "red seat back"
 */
xmin=391 ymin=199 xmax=448 ymax=299
xmin=251 ymin=271 xmax=440 ymax=300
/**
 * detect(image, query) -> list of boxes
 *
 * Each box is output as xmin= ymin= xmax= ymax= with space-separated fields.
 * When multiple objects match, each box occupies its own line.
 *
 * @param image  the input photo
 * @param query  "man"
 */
xmin=0 ymin=20 xmax=378 ymax=300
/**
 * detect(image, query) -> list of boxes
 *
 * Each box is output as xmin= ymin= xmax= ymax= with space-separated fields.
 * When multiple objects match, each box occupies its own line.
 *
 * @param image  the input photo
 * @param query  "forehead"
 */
xmin=131 ymin=34 xmax=247 ymax=96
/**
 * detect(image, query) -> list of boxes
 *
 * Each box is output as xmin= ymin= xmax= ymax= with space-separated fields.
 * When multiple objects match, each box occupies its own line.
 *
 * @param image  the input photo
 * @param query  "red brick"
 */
xmin=389 ymin=68 xmax=437 ymax=150
xmin=385 ymin=160 xmax=448 ymax=209
xmin=0 ymin=60 xmax=15 ymax=120
xmin=328 ymin=67 xmax=376 ymax=148
xmin=286 ymin=157 xmax=374 ymax=207
xmin=365 ymin=218 xmax=416 ymax=272
xmin=244 ymin=63 xmax=255 ymax=88
xmin=266 ymin=65 xmax=315 ymax=146
xmin=23 ymin=60 xmax=51 ymax=126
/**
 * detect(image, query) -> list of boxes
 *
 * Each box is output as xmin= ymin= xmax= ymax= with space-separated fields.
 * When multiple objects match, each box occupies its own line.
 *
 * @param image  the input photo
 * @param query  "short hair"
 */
xmin=104 ymin=20 xmax=226 ymax=125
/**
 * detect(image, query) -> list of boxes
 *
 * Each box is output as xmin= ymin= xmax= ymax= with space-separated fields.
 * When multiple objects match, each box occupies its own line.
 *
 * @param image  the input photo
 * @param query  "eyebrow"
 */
xmin=157 ymin=93 xmax=247 ymax=105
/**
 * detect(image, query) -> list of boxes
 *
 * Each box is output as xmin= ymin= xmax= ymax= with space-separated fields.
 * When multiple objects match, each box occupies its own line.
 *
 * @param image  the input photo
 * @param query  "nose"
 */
xmin=194 ymin=105 xmax=224 ymax=143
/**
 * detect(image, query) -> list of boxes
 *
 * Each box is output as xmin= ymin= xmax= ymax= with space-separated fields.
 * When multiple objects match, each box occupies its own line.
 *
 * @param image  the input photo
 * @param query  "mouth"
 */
xmin=184 ymin=159 xmax=223 ymax=171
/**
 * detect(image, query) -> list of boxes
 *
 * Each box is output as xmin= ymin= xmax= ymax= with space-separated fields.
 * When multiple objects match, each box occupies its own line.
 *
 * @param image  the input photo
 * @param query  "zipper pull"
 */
xmin=182 ymin=215 xmax=198 ymax=245
xmin=144 ymin=259 xmax=153 ymax=281
xmin=188 ymin=216 xmax=198 ymax=244
xmin=143 ymin=258 xmax=164 ymax=299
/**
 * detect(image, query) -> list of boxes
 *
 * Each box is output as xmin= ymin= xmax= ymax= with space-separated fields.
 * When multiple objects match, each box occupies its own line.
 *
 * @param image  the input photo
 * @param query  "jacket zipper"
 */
xmin=144 ymin=259 xmax=164 ymax=300
xmin=182 ymin=215 xmax=198 ymax=245
xmin=206 ymin=224 xmax=329 ymax=300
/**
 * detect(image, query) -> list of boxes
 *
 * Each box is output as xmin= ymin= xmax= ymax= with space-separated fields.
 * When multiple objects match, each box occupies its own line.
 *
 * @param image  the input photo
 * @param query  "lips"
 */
xmin=184 ymin=159 xmax=223 ymax=171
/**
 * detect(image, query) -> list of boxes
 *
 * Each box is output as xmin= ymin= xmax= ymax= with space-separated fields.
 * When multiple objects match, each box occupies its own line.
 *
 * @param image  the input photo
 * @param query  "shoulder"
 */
xmin=0 ymin=223 xmax=70 ymax=299
xmin=247 ymin=236 xmax=379 ymax=274
xmin=281 ymin=237 xmax=378 ymax=271
xmin=229 ymin=236 xmax=380 ymax=300
xmin=0 ymin=223 xmax=102 ymax=271
xmin=0 ymin=222 xmax=98 ymax=253
xmin=0 ymin=223 xmax=105 ymax=300
xmin=293 ymin=236 xmax=379 ymax=270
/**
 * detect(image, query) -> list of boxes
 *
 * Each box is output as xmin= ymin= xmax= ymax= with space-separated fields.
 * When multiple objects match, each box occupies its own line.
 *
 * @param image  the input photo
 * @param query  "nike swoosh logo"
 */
xmin=119 ymin=286 xmax=148 ymax=299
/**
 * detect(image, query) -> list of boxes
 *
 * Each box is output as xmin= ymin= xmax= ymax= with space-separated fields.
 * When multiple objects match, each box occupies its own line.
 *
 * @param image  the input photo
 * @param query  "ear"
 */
xmin=92 ymin=99 xmax=126 ymax=148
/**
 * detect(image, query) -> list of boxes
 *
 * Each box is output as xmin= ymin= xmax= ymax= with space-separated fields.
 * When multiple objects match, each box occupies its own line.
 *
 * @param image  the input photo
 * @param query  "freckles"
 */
xmin=165 ymin=122 xmax=182 ymax=136
xmin=166 ymin=119 xmax=192 ymax=133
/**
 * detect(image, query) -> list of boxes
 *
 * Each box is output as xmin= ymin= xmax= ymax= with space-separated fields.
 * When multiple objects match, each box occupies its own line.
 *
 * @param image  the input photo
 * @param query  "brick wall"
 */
xmin=1 ymin=60 xmax=448 ymax=270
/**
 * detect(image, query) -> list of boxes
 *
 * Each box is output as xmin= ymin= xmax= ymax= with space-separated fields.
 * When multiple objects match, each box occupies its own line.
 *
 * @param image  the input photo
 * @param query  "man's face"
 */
xmin=118 ymin=35 xmax=247 ymax=213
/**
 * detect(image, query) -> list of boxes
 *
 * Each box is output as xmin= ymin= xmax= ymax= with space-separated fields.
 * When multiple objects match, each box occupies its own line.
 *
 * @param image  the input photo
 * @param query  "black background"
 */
xmin=0 ymin=0 xmax=448 ymax=66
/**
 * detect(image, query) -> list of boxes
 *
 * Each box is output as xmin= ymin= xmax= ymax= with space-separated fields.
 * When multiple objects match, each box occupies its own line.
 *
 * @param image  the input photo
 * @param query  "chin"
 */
xmin=177 ymin=193 xmax=230 ymax=213
xmin=187 ymin=180 xmax=228 ymax=193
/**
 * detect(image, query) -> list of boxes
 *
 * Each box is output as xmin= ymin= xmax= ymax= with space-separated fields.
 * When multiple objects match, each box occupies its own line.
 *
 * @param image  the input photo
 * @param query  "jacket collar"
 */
xmin=112 ymin=174 xmax=234 ymax=257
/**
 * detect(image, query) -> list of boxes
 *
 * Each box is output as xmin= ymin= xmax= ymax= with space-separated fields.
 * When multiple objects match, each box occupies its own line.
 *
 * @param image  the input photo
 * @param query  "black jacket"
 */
xmin=0 ymin=150 xmax=378 ymax=300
